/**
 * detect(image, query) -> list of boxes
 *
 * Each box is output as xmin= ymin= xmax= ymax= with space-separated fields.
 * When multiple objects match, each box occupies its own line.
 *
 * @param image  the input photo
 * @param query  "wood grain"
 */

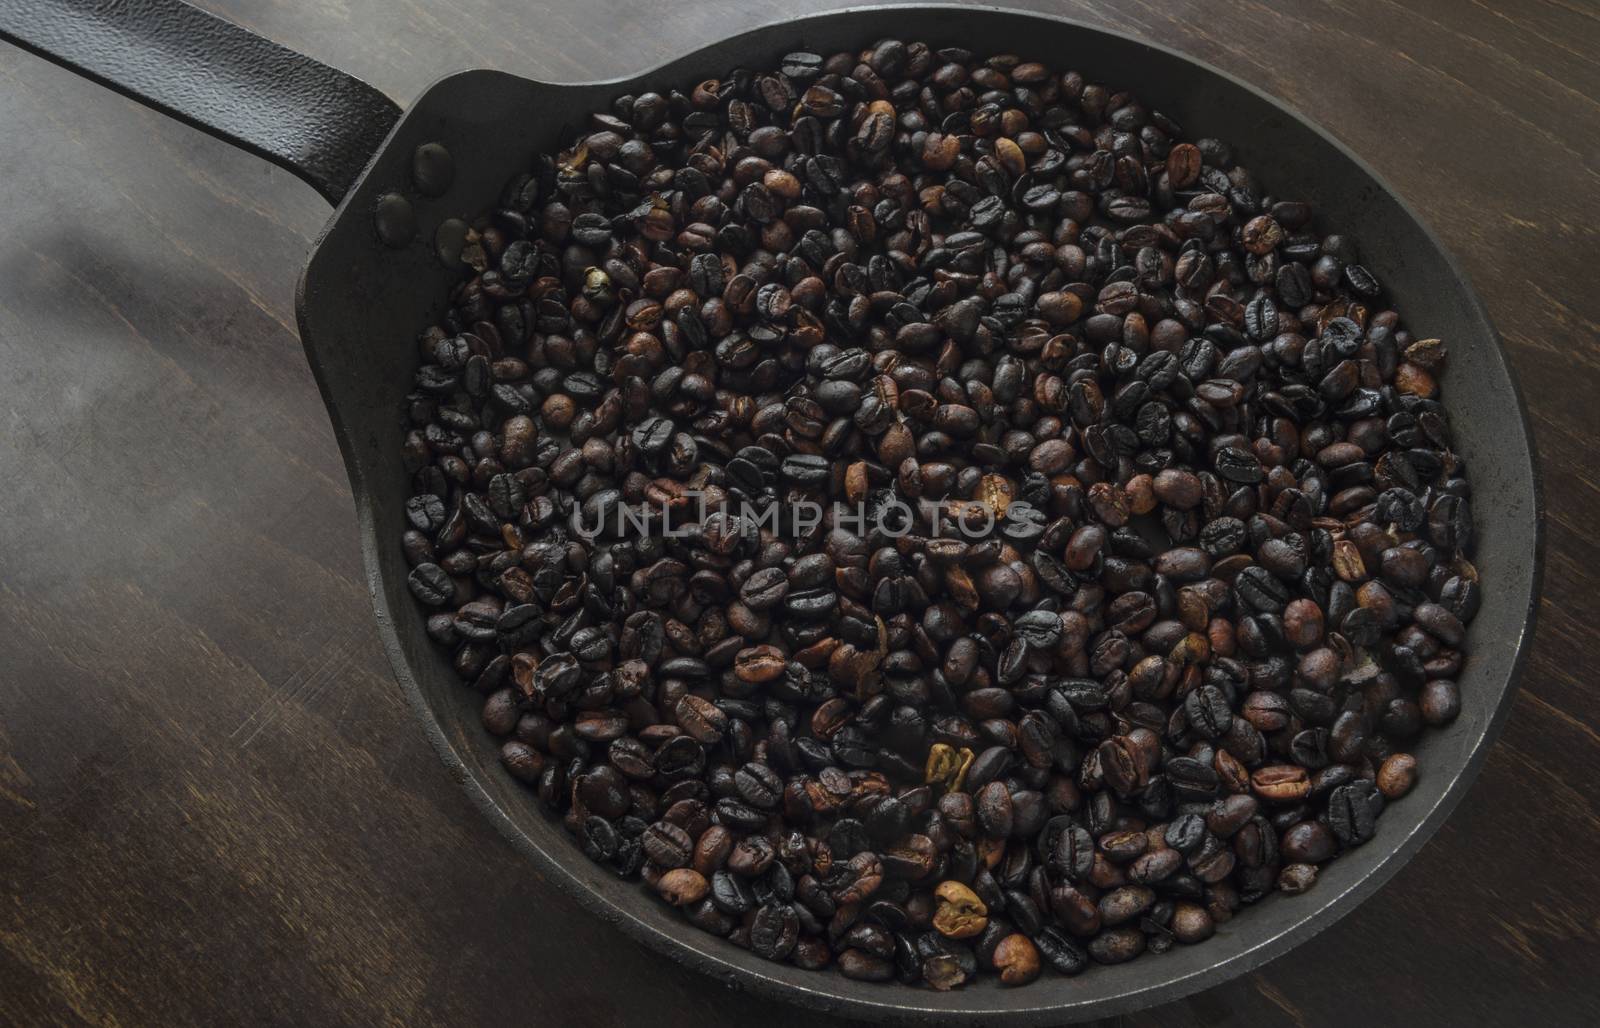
xmin=1 ymin=1 xmax=1597 ymax=1024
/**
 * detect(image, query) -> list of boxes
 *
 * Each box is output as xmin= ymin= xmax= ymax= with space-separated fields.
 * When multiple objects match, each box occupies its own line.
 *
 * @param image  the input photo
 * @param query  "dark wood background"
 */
xmin=2 ymin=1 xmax=1596 ymax=1024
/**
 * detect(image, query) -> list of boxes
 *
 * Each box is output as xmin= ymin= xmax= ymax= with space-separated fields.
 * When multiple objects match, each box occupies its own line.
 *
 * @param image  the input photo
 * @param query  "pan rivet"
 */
xmin=412 ymin=142 xmax=455 ymax=197
xmin=435 ymin=218 xmax=470 ymax=266
xmin=375 ymin=193 xmax=415 ymax=249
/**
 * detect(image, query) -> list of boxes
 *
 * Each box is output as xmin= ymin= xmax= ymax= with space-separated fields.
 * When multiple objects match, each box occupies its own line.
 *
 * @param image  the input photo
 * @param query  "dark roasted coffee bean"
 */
xmin=1087 ymin=927 xmax=1145 ymax=964
xmin=1047 ymin=820 xmax=1095 ymax=881
xmin=1327 ymin=780 xmax=1384 ymax=847
xmin=1034 ymin=926 xmax=1089 ymax=975
xmin=750 ymin=904 xmax=800 ymax=961
xmin=838 ymin=948 xmax=895 ymax=981
xmin=1214 ymin=447 xmax=1263 ymax=484
xmin=642 ymin=821 xmax=693 ymax=868
xmin=740 ymin=567 xmax=790 ymax=610
xmin=407 ymin=563 xmax=453 ymax=606
xmin=976 ymin=781 xmax=1015 ymax=838
xmin=1184 ymin=686 xmax=1233 ymax=740
xmin=735 ymin=761 xmax=784 ymax=809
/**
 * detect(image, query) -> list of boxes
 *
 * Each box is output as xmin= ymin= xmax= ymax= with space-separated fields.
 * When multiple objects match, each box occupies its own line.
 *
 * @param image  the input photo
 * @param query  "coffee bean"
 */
xmin=838 ymin=948 xmax=895 ymax=981
xmin=976 ymin=781 xmax=1014 ymax=838
xmin=655 ymin=868 xmax=709 ymax=906
xmin=500 ymin=740 xmax=544 ymax=784
xmin=1251 ymin=765 xmax=1310 ymax=803
xmin=1088 ymin=927 xmax=1146 ymax=964
xmin=1377 ymin=752 xmax=1418 ymax=798
xmin=1281 ymin=821 xmax=1336 ymax=863
xmin=641 ymin=821 xmax=692 ymax=867
xmin=993 ymin=934 xmax=1041 ymax=986
xmin=1327 ymin=781 xmax=1384 ymax=846
xmin=1045 ymin=820 xmax=1095 ymax=881
xmin=407 ymin=563 xmax=453 ymax=606
xmin=1278 ymin=863 xmax=1318 ymax=894
xmin=739 ymin=567 xmax=790 ymax=610
xmin=734 ymin=761 xmax=783 ymax=809
xmin=675 ymin=694 xmax=727 ymax=744
xmin=1184 ymin=685 xmax=1233 ymax=740
xmin=750 ymin=904 xmax=800 ymax=961
xmin=1099 ymin=885 xmax=1156 ymax=926
xmin=932 ymin=880 xmax=988 ymax=939
xmin=1171 ymin=902 xmax=1215 ymax=944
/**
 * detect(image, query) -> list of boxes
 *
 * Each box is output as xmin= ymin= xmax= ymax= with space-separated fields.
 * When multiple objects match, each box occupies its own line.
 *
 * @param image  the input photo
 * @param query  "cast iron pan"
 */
xmin=1 ymin=1 xmax=1542 ymax=1021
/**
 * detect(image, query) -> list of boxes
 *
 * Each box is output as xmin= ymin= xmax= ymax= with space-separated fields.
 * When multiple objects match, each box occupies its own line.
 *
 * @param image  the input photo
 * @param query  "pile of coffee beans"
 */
xmin=399 ymin=40 xmax=1477 ymax=988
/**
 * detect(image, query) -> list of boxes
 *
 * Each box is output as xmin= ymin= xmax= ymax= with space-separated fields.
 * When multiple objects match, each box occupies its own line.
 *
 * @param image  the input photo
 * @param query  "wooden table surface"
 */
xmin=2 ymin=0 xmax=1597 ymax=1024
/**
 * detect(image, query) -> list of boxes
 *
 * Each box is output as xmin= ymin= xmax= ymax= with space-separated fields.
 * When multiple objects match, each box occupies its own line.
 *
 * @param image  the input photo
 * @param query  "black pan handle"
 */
xmin=0 ymin=0 xmax=401 ymax=205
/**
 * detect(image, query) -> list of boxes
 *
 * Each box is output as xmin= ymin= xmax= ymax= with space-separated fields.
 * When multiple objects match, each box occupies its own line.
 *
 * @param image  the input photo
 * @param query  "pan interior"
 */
xmin=295 ymin=6 xmax=1538 ymax=1022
